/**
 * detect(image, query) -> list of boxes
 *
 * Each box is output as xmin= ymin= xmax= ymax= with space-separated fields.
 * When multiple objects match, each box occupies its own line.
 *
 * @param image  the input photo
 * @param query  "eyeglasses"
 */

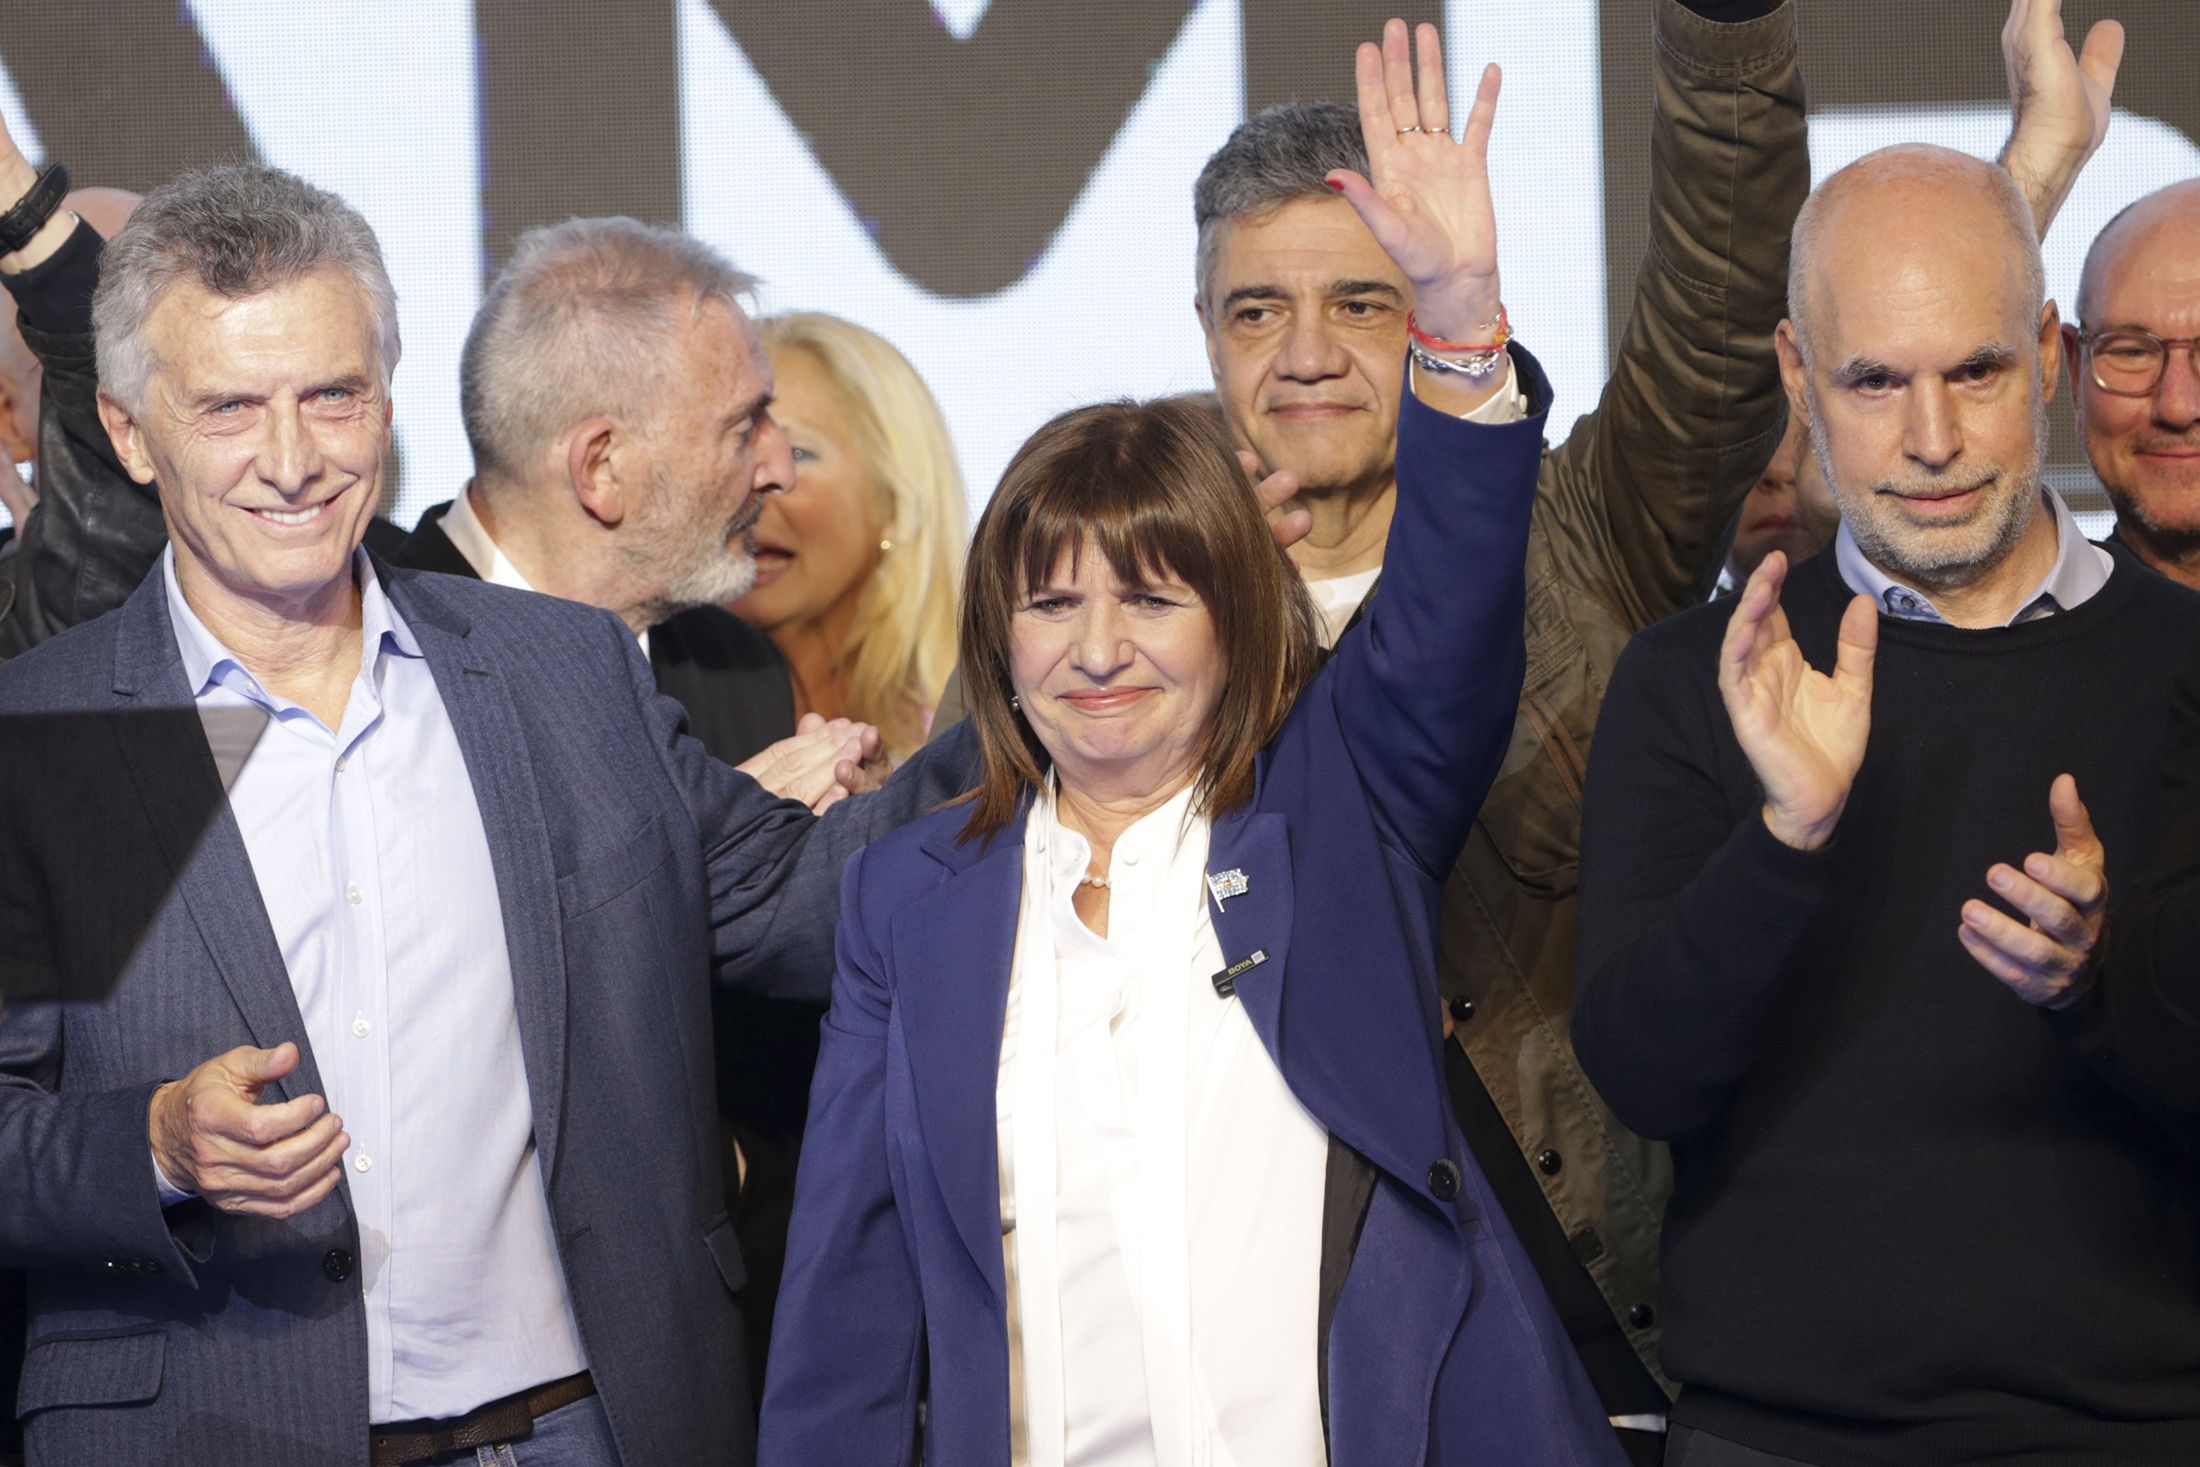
xmin=2078 ymin=327 xmax=2200 ymax=397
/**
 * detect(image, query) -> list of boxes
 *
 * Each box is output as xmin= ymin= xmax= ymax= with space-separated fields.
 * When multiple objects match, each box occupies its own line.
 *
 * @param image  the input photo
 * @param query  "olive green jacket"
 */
xmin=1439 ymin=0 xmax=1806 ymax=1394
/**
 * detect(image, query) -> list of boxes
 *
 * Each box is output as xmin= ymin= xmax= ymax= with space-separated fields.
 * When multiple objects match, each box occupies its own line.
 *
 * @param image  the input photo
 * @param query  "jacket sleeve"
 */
xmin=757 ymin=845 xmax=926 ymax=1467
xmin=2050 ymin=645 xmax=2200 ymax=1122
xmin=0 ymin=220 xmax=168 ymax=659
xmin=1321 ymin=350 xmax=1545 ymax=881
xmin=0 ymin=1004 xmax=201 ymax=1280
xmin=1538 ymin=0 xmax=1807 ymax=630
xmin=1570 ymin=624 xmax=1839 ymax=1140
xmin=626 ymin=611 xmax=982 ymax=1000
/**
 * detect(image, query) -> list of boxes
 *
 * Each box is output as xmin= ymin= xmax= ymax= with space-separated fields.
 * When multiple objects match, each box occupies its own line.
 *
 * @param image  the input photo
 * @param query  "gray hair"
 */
xmin=1789 ymin=144 xmax=2044 ymax=365
xmin=461 ymin=217 xmax=756 ymax=481
xmin=92 ymin=164 xmax=399 ymax=413
xmin=1193 ymin=102 xmax=1367 ymax=311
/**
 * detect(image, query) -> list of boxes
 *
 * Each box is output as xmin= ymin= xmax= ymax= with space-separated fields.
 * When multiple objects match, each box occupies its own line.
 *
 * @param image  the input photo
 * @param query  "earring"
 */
xmin=1010 ymin=695 xmax=1020 ymax=710
xmin=879 ymin=537 xmax=896 ymax=553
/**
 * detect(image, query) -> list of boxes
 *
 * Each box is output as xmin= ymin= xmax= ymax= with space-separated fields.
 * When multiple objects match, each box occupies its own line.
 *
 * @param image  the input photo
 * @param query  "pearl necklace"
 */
xmin=1078 ymin=870 xmax=1110 ymax=890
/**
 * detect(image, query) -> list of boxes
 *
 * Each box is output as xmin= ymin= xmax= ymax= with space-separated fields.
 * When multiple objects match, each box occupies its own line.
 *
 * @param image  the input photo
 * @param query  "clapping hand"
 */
xmin=1959 ymin=774 xmax=2108 ymax=1007
xmin=2000 ymin=0 xmax=2125 ymax=233
xmin=1327 ymin=20 xmax=1503 ymax=364
xmin=1718 ymin=551 xmax=1878 ymax=852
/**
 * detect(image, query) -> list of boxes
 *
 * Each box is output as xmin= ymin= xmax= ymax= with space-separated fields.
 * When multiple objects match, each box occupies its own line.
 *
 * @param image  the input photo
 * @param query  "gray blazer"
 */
xmin=0 ymin=558 xmax=974 ymax=1465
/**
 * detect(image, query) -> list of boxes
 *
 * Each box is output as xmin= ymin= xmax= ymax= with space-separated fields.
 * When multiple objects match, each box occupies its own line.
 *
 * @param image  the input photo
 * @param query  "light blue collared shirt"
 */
xmin=161 ymin=549 xmax=587 ymax=1422
xmin=1834 ymin=488 xmax=2112 ymax=626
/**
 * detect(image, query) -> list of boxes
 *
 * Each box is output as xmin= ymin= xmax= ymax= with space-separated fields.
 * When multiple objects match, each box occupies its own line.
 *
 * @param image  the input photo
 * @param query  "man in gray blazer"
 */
xmin=0 ymin=162 xmax=967 ymax=1466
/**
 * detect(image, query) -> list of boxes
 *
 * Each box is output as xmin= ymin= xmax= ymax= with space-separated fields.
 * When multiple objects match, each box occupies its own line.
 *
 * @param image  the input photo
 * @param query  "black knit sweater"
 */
xmin=1574 ymin=547 xmax=2200 ymax=1465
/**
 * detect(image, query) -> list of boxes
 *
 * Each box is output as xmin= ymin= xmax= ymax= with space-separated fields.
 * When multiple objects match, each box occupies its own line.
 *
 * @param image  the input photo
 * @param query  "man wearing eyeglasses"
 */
xmin=2068 ymin=180 xmax=2200 ymax=589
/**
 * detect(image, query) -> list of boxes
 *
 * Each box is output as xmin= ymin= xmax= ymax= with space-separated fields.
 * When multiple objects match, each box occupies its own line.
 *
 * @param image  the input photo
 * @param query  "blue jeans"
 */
xmin=423 ymin=1395 xmax=622 ymax=1466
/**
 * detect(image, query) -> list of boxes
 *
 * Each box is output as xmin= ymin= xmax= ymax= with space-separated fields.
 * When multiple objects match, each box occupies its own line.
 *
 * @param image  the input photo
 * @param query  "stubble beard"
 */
xmin=1816 ymin=388 xmax=2050 ymax=595
xmin=623 ymin=469 xmax=762 ymax=628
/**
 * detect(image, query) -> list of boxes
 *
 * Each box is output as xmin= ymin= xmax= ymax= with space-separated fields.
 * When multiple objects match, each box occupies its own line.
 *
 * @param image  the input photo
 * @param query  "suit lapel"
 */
xmin=108 ymin=573 xmax=325 ymax=1106
xmin=891 ymin=819 xmax=1025 ymax=1300
xmin=1207 ymin=803 xmax=1450 ymax=1206
xmin=389 ymin=569 xmax=573 ymax=1186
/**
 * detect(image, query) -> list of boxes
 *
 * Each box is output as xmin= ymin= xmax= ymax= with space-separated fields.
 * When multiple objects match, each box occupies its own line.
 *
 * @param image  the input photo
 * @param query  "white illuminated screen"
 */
xmin=2 ymin=4 xmax=2194 ymax=534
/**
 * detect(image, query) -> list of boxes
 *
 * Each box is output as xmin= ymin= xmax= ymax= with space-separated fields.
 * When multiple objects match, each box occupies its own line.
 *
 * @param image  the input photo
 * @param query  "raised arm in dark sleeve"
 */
xmin=0 ymin=219 xmax=167 ymax=658
xmin=1538 ymin=0 xmax=1807 ymax=629
xmin=1570 ymin=621 xmax=1839 ymax=1140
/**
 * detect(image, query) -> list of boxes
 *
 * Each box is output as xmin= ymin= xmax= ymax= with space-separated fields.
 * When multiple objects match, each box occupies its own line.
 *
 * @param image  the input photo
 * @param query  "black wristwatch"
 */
xmin=0 ymin=162 xmax=71 ymax=258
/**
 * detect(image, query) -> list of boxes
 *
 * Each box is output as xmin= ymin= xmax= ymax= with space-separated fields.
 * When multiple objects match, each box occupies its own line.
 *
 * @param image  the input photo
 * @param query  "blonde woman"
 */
xmin=735 ymin=312 xmax=965 ymax=760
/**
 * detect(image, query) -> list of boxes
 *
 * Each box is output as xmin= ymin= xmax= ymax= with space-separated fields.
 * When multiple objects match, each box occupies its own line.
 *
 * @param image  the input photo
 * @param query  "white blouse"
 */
xmin=997 ymin=781 xmax=1330 ymax=1467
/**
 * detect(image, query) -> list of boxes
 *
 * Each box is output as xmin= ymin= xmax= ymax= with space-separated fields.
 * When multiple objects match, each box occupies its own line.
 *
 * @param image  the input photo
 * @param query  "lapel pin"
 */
xmin=1206 ymin=868 xmax=1249 ymax=907
xmin=1211 ymin=948 xmax=1269 ymax=1000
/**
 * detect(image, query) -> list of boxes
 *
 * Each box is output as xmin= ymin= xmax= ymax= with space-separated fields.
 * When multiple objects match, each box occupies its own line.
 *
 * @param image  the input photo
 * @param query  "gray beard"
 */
xmin=1814 ymin=390 xmax=2049 ymax=595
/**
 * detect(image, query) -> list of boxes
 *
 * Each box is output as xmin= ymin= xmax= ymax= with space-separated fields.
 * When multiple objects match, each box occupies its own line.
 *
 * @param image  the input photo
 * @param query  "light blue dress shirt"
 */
xmin=1835 ymin=488 xmax=2113 ymax=625
xmin=161 ymin=549 xmax=588 ymax=1423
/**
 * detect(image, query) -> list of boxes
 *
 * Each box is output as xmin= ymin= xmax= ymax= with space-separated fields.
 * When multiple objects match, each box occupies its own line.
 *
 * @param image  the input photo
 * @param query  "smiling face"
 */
xmin=102 ymin=268 xmax=389 ymax=622
xmin=1009 ymin=538 xmax=1225 ymax=802
xmin=1197 ymin=193 xmax=1410 ymax=498
xmin=731 ymin=345 xmax=887 ymax=636
xmin=1783 ymin=176 xmax=2058 ymax=595
xmin=2071 ymin=186 xmax=2200 ymax=555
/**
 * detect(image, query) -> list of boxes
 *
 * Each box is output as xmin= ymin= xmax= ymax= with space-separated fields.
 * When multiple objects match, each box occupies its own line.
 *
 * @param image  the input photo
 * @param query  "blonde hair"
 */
xmin=757 ymin=312 xmax=966 ymax=758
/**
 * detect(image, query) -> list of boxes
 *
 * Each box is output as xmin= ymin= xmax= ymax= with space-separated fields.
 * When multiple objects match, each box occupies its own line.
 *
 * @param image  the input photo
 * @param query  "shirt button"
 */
xmin=1426 ymin=1158 xmax=1462 ymax=1201
xmin=1448 ymin=996 xmax=1475 ymax=1024
xmin=1535 ymin=1148 xmax=1564 ymax=1175
xmin=345 ymin=884 xmax=363 ymax=906
xmin=335 ymin=754 xmax=348 ymax=773
xmin=1120 ymin=851 xmax=1141 ymax=867
xmin=353 ymin=1153 xmax=373 ymax=1173
xmin=322 ymin=1248 xmax=356 ymax=1283
xmin=351 ymin=1015 xmax=371 ymax=1039
xmin=1627 ymin=1303 xmax=1657 ymax=1330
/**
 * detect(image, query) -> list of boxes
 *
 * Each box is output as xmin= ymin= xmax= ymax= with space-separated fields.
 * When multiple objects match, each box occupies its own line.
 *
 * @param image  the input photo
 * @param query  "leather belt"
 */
xmin=368 ymin=1371 xmax=596 ymax=1467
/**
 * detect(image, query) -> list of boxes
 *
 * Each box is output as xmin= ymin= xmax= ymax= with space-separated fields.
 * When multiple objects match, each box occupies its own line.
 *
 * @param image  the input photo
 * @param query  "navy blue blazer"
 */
xmin=760 ymin=353 xmax=1626 ymax=1467
xmin=0 ymin=560 xmax=972 ymax=1466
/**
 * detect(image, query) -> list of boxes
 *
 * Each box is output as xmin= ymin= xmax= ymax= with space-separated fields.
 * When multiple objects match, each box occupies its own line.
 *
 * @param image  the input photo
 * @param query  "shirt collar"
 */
xmin=439 ymin=482 xmax=652 ymax=657
xmin=1834 ymin=488 xmax=2113 ymax=628
xmin=439 ymin=482 xmax=539 ymax=594
xmin=164 ymin=545 xmax=422 ymax=706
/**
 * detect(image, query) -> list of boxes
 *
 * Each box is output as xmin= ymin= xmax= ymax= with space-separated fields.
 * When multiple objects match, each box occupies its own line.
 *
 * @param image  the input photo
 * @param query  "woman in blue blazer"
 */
xmin=761 ymin=24 xmax=1623 ymax=1467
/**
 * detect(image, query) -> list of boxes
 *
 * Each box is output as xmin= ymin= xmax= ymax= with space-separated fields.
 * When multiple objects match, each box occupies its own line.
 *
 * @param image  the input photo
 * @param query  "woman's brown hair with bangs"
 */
xmin=956 ymin=397 xmax=1321 ymax=843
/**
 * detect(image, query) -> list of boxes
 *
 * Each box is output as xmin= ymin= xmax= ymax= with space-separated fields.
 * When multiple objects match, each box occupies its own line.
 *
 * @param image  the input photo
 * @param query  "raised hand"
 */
xmin=1999 ymin=0 xmax=2125 ymax=234
xmin=1959 ymin=774 xmax=2108 ymax=1007
xmin=1718 ymin=552 xmax=1878 ymax=851
xmin=148 ymin=1042 xmax=349 ymax=1218
xmin=1326 ymin=19 xmax=1501 ymax=345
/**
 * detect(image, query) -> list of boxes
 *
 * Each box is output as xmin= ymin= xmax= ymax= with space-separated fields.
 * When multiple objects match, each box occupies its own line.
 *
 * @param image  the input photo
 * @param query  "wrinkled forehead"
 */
xmin=1208 ymin=194 xmax=1405 ymax=300
xmin=142 ymin=269 xmax=385 ymax=390
xmin=1807 ymin=206 xmax=2035 ymax=366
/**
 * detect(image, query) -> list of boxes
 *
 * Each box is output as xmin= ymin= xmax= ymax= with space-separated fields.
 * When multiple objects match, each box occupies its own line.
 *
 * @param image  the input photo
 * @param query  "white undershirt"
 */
xmin=998 ymin=782 xmax=1329 ymax=1467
